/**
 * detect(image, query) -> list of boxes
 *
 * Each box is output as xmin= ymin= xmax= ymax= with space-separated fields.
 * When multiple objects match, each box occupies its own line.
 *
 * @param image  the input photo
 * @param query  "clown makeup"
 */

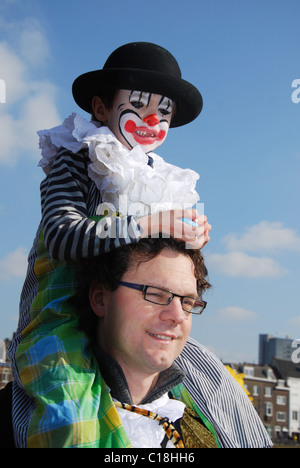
xmin=103 ymin=90 xmax=174 ymax=153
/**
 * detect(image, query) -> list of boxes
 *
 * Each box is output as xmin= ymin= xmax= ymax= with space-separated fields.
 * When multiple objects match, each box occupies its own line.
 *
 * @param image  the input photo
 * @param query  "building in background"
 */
xmin=0 ymin=339 xmax=13 ymax=390
xmin=272 ymin=358 xmax=300 ymax=442
xmin=226 ymin=333 xmax=300 ymax=444
xmin=259 ymin=334 xmax=294 ymax=365
xmin=229 ymin=363 xmax=289 ymax=442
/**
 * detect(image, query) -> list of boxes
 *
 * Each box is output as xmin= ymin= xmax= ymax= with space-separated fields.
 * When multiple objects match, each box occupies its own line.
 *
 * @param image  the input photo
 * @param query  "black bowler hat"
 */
xmin=72 ymin=42 xmax=203 ymax=128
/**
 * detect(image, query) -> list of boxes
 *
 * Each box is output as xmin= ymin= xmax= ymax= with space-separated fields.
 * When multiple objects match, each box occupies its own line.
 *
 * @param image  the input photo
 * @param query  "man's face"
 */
xmin=96 ymin=249 xmax=195 ymax=380
xmin=105 ymin=90 xmax=174 ymax=153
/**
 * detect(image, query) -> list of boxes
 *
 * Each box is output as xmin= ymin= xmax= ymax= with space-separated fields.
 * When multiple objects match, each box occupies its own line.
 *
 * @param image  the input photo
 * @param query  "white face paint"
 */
xmin=106 ymin=90 xmax=174 ymax=153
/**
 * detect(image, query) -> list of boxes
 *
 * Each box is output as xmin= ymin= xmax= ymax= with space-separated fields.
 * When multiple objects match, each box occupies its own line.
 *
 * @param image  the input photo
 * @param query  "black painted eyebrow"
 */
xmin=159 ymin=96 xmax=173 ymax=110
xmin=129 ymin=90 xmax=152 ymax=107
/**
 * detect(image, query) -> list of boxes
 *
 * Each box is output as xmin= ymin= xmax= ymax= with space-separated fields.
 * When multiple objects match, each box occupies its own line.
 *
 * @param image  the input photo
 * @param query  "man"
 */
xmin=73 ymin=237 xmax=272 ymax=448
xmin=1 ymin=237 xmax=272 ymax=448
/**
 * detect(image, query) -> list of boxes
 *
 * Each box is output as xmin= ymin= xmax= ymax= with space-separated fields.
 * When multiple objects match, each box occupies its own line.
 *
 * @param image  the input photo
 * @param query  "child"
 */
xmin=11 ymin=42 xmax=210 ymax=448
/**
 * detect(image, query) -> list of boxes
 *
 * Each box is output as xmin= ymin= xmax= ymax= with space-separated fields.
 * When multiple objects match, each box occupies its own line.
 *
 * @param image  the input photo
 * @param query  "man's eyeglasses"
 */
xmin=118 ymin=281 xmax=207 ymax=315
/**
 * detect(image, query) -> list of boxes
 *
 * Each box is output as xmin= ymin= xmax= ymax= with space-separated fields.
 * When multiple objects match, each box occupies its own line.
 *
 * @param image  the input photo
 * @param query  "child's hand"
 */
xmin=138 ymin=209 xmax=211 ymax=250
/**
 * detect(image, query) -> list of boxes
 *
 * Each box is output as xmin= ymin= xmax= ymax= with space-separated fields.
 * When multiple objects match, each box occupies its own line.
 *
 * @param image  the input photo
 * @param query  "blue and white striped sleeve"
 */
xmin=176 ymin=337 xmax=273 ymax=448
xmin=41 ymin=148 xmax=142 ymax=261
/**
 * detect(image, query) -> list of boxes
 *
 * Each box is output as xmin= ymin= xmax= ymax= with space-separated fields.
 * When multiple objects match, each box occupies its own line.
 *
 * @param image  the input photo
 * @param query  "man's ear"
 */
xmin=92 ymin=96 xmax=109 ymax=123
xmin=89 ymin=282 xmax=106 ymax=318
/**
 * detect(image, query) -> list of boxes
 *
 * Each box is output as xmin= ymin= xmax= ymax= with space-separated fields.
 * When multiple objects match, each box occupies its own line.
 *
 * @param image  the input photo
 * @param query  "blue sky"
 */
xmin=0 ymin=0 xmax=299 ymax=363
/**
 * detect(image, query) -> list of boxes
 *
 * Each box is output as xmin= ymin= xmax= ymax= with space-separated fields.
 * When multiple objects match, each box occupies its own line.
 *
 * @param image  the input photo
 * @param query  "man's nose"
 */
xmin=161 ymin=297 xmax=186 ymax=323
xmin=143 ymin=114 xmax=160 ymax=127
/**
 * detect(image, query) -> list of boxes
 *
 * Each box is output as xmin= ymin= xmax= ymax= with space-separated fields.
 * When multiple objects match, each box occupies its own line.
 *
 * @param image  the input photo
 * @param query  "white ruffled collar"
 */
xmin=38 ymin=113 xmax=113 ymax=174
xmin=37 ymin=113 xmax=200 ymax=215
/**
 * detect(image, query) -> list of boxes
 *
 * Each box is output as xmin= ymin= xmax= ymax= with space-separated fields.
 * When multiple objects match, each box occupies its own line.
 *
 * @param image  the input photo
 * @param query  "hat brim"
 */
xmin=72 ymin=69 xmax=203 ymax=128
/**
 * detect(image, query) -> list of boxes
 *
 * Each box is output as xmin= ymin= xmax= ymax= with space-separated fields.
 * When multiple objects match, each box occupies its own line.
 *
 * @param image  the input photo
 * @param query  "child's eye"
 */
xmin=159 ymin=108 xmax=171 ymax=116
xmin=131 ymin=101 xmax=144 ymax=110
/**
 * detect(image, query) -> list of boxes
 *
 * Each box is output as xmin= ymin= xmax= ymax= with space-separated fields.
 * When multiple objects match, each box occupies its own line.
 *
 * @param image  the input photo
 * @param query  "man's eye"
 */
xmin=182 ymin=298 xmax=195 ymax=307
xmin=148 ymin=291 xmax=163 ymax=298
xmin=131 ymin=101 xmax=144 ymax=110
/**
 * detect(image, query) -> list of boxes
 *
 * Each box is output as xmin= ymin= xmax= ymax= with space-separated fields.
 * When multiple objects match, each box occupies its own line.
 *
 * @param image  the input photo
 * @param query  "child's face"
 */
xmin=100 ymin=90 xmax=174 ymax=153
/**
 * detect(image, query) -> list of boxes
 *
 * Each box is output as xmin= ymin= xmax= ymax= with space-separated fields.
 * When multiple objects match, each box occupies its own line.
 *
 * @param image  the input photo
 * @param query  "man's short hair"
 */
xmin=73 ymin=237 xmax=211 ymax=345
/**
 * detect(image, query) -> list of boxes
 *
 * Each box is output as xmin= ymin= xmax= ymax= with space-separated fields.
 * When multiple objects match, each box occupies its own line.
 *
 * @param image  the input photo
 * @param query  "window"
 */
xmin=266 ymin=425 xmax=273 ymax=438
xmin=277 ymin=412 xmax=286 ymax=422
xmin=264 ymin=387 xmax=272 ymax=397
xmin=244 ymin=366 xmax=254 ymax=377
xmin=264 ymin=402 xmax=273 ymax=417
xmin=2 ymin=369 xmax=10 ymax=384
xmin=253 ymin=385 xmax=260 ymax=396
xmin=292 ymin=411 xmax=299 ymax=421
xmin=277 ymin=395 xmax=286 ymax=405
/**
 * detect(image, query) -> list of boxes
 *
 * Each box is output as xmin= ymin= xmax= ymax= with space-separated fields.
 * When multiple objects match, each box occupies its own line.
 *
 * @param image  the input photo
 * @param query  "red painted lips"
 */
xmin=124 ymin=120 xmax=166 ymax=145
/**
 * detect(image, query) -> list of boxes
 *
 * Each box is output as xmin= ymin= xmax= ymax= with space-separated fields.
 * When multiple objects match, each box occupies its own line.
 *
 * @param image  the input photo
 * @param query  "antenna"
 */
xmin=275 ymin=332 xmax=291 ymax=339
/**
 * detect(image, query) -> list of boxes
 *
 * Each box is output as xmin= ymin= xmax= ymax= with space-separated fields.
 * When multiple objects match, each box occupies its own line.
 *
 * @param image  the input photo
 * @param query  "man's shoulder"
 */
xmin=178 ymin=337 xmax=225 ymax=371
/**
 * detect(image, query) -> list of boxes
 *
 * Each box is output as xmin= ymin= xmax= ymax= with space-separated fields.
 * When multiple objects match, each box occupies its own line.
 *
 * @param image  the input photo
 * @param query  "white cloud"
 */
xmin=288 ymin=317 xmax=300 ymax=327
xmin=19 ymin=26 xmax=51 ymax=67
xmin=217 ymin=306 xmax=258 ymax=321
xmin=0 ymin=42 xmax=28 ymax=104
xmin=16 ymin=82 xmax=60 ymax=157
xmin=0 ymin=113 xmax=16 ymax=157
xmin=0 ymin=247 xmax=28 ymax=280
xmin=0 ymin=20 xmax=61 ymax=165
xmin=207 ymin=220 xmax=300 ymax=278
xmin=223 ymin=221 xmax=300 ymax=253
xmin=207 ymin=251 xmax=287 ymax=278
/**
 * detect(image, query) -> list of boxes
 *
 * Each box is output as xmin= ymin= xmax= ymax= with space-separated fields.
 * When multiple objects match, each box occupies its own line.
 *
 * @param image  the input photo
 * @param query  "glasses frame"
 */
xmin=118 ymin=280 xmax=207 ymax=315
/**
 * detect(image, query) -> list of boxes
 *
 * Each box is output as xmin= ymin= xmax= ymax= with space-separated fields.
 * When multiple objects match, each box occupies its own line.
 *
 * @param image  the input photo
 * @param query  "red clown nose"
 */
xmin=143 ymin=114 xmax=160 ymax=127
